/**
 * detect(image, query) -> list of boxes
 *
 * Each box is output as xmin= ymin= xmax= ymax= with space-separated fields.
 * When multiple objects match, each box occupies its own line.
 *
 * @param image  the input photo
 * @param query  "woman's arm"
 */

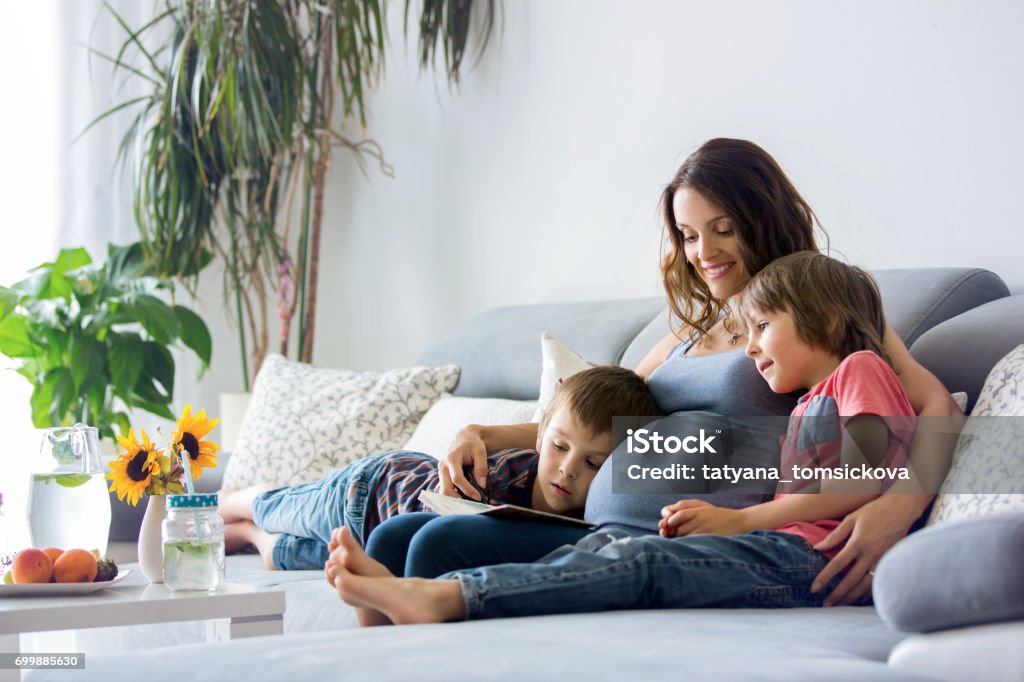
xmin=437 ymin=423 xmax=539 ymax=499
xmin=812 ymin=325 xmax=963 ymax=605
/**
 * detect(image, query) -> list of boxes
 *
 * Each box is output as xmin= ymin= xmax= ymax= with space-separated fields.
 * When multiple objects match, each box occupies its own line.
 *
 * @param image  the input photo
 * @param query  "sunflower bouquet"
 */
xmin=107 ymin=404 xmax=219 ymax=506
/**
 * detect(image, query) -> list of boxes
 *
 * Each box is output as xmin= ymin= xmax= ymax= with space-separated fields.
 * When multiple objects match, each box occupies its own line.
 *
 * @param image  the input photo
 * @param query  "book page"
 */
xmin=419 ymin=490 xmax=493 ymax=515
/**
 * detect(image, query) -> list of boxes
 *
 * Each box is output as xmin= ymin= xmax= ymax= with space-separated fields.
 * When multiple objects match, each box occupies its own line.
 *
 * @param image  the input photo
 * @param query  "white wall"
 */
xmin=157 ymin=0 xmax=1024 ymax=408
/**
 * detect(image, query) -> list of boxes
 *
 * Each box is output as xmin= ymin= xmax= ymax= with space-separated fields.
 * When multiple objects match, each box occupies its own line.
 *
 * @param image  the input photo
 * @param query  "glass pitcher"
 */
xmin=27 ymin=424 xmax=112 ymax=557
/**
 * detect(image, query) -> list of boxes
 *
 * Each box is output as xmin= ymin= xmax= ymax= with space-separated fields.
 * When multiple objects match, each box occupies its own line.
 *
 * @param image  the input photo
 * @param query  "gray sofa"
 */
xmin=66 ymin=267 xmax=1022 ymax=682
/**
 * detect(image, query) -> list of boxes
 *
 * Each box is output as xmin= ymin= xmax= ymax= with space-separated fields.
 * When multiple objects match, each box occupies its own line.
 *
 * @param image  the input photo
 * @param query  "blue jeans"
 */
xmin=252 ymin=453 xmax=389 ymax=570
xmin=445 ymin=530 xmax=840 ymax=620
xmin=366 ymin=513 xmax=593 ymax=577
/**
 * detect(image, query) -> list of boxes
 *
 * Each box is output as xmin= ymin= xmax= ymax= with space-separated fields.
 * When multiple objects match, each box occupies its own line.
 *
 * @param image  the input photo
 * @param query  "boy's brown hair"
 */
xmin=736 ymin=251 xmax=890 ymax=364
xmin=539 ymin=365 xmax=662 ymax=444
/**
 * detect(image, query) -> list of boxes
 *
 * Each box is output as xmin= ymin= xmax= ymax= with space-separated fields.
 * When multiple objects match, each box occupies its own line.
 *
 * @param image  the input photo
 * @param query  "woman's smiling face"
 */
xmin=673 ymin=188 xmax=749 ymax=300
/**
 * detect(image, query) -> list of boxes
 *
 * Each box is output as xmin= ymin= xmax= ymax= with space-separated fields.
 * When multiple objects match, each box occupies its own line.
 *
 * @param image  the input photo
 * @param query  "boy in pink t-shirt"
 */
xmin=322 ymin=252 xmax=919 ymax=624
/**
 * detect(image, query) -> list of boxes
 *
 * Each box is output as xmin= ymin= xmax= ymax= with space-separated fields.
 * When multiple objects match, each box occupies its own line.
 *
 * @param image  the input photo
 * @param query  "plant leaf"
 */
xmin=70 ymin=336 xmax=106 ymax=393
xmin=0 ymin=316 xmax=35 ymax=358
xmin=0 ymin=286 xmax=18 ymax=319
xmin=128 ymin=294 xmax=182 ymax=344
xmin=107 ymin=332 xmax=144 ymax=400
xmin=142 ymin=340 xmax=175 ymax=398
xmin=173 ymin=304 xmax=211 ymax=370
xmin=30 ymin=368 xmax=74 ymax=427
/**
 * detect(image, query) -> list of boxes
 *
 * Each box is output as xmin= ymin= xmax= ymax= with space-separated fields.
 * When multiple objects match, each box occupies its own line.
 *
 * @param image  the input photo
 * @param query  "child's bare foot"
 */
xmin=223 ymin=520 xmax=279 ymax=570
xmin=325 ymin=527 xmax=395 ymax=626
xmin=334 ymin=527 xmax=393 ymax=578
xmin=217 ymin=485 xmax=272 ymax=523
xmin=334 ymin=569 xmax=466 ymax=626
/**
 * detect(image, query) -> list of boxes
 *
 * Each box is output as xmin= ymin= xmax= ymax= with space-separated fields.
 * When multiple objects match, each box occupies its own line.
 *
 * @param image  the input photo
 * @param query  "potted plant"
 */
xmin=0 ymin=243 xmax=212 ymax=441
xmin=87 ymin=0 xmax=499 ymax=390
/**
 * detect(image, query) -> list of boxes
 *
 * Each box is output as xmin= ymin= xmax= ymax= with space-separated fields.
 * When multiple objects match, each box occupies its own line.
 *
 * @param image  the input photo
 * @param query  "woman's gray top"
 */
xmin=584 ymin=331 xmax=799 ymax=533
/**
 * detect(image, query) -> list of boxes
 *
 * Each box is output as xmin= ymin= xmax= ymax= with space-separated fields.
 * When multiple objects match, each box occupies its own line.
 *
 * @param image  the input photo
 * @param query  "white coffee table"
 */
xmin=0 ymin=566 xmax=285 ymax=681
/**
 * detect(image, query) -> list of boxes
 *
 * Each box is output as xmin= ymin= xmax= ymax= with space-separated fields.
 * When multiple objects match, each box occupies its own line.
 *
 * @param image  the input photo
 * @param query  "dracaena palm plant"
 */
xmin=89 ymin=0 xmax=498 ymax=388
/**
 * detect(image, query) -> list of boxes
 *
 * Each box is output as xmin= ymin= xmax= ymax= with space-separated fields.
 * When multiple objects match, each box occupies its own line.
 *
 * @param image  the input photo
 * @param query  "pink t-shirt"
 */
xmin=773 ymin=351 xmax=916 ymax=557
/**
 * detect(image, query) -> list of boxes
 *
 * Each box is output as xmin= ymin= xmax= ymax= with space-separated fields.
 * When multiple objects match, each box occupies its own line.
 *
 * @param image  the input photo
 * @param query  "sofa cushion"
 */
xmin=874 ymin=512 xmax=1024 ymax=633
xmin=418 ymin=298 xmax=663 ymax=399
xmin=43 ymin=608 xmax=919 ymax=682
xmin=928 ymin=344 xmax=1024 ymax=525
xmin=911 ymin=295 xmax=1024 ymax=413
xmin=223 ymin=354 xmax=459 ymax=488
xmin=402 ymin=395 xmax=538 ymax=457
xmin=887 ymin=620 xmax=1024 ymax=682
xmin=871 ymin=268 xmax=1009 ymax=348
xmin=530 ymin=332 xmax=594 ymax=422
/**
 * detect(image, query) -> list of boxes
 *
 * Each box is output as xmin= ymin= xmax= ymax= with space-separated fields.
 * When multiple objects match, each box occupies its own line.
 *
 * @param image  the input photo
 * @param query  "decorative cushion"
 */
xmin=402 ymin=395 xmax=539 ymax=458
xmin=222 ymin=354 xmax=459 ymax=487
xmin=928 ymin=345 xmax=1024 ymax=525
xmin=874 ymin=511 xmax=1024 ymax=633
xmin=530 ymin=332 xmax=594 ymax=422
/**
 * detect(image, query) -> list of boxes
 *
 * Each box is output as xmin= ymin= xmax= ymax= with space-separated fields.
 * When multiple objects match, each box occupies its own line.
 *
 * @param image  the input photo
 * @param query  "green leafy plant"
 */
xmin=0 ymin=243 xmax=212 ymax=439
xmin=88 ymin=0 xmax=499 ymax=388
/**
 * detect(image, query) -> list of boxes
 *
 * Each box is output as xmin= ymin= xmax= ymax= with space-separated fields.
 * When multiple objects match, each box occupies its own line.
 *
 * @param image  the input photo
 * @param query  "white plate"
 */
xmin=0 ymin=569 xmax=132 ymax=597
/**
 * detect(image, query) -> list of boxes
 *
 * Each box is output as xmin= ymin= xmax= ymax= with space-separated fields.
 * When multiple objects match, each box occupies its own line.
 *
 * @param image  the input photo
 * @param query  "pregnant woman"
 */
xmin=363 ymin=138 xmax=958 ymax=608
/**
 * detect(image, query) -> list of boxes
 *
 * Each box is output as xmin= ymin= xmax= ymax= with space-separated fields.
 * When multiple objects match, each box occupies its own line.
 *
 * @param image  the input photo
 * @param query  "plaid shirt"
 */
xmin=362 ymin=448 xmax=538 ymax=538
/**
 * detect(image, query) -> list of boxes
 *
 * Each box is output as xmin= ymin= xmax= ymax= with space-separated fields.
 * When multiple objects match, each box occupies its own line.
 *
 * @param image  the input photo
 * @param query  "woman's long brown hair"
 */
xmin=660 ymin=138 xmax=824 ymax=340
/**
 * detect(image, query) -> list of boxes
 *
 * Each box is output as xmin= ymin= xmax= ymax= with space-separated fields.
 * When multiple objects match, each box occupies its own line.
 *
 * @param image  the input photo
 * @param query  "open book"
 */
xmin=418 ymin=490 xmax=594 ymax=528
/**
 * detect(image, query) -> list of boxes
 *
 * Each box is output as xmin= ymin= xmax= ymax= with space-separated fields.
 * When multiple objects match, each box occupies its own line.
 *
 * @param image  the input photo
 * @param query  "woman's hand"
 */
xmin=659 ymin=499 xmax=749 ymax=537
xmin=811 ymin=494 xmax=929 ymax=606
xmin=437 ymin=425 xmax=489 ymax=500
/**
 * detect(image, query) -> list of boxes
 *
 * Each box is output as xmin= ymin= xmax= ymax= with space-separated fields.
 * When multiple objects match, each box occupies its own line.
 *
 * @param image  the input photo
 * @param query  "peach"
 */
xmin=53 ymin=549 xmax=98 ymax=583
xmin=42 ymin=547 xmax=63 ymax=565
xmin=11 ymin=548 xmax=54 ymax=584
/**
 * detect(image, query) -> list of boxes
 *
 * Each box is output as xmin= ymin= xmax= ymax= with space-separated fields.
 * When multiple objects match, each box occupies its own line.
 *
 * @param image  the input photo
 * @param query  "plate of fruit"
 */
xmin=1 ymin=548 xmax=128 ymax=597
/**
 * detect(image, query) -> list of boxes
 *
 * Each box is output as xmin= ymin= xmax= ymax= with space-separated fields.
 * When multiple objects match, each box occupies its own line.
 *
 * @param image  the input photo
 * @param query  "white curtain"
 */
xmin=0 ymin=0 xmax=157 ymax=536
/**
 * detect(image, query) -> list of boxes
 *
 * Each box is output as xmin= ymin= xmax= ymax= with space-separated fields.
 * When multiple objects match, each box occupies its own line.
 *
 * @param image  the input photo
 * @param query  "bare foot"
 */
xmin=334 ymin=568 xmax=466 ymax=626
xmin=223 ymin=520 xmax=279 ymax=570
xmin=217 ymin=485 xmax=272 ymax=523
xmin=327 ymin=527 xmax=395 ymax=627
xmin=336 ymin=526 xmax=393 ymax=578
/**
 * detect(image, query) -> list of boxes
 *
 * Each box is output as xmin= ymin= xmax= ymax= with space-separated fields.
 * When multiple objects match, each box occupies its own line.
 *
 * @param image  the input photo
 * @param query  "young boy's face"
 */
xmin=531 ymin=406 xmax=612 ymax=515
xmin=744 ymin=308 xmax=841 ymax=393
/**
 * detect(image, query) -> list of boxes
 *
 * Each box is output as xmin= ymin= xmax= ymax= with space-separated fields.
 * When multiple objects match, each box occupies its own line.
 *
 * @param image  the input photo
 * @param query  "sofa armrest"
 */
xmin=874 ymin=511 xmax=1024 ymax=633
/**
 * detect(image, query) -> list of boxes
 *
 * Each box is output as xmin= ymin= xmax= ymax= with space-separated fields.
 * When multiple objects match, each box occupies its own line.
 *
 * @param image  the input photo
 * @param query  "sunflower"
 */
xmin=106 ymin=428 xmax=161 ymax=506
xmin=172 ymin=403 xmax=220 ymax=480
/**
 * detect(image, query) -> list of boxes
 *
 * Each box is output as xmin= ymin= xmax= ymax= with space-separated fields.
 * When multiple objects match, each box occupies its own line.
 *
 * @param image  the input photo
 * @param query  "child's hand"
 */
xmin=438 ymin=427 xmax=489 ymax=500
xmin=659 ymin=500 xmax=749 ymax=537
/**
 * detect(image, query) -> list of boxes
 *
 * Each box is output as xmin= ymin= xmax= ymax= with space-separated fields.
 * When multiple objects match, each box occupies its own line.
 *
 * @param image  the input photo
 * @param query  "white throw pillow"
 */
xmin=222 ymin=354 xmax=460 ymax=487
xmin=530 ymin=332 xmax=594 ymax=422
xmin=950 ymin=391 xmax=968 ymax=413
xmin=402 ymin=394 xmax=539 ymax=458
xmin=928 ymin=345 xmax=1024 ymax=525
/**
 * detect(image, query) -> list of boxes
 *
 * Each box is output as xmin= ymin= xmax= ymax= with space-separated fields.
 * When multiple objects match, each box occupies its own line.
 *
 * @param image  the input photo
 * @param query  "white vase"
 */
xmin=138 ymin=495 xmax=166 ymax=583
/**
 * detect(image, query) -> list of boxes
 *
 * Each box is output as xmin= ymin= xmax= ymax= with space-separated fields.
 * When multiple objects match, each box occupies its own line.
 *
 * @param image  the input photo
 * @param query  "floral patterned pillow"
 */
xmin=222 ymin=354 xmax=460 ymax=488
xmin=928 ymin=344 xmax=1024 ymax=525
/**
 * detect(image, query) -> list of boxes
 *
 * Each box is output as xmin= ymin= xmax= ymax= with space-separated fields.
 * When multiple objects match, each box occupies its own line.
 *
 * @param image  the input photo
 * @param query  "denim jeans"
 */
xmin=446 ymin=529 xmax=840 ymax=620
xmin=367 ymin=513 xmax=592 ymax=577
xmin=252 ymin=452 xmax=390 ymax=570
